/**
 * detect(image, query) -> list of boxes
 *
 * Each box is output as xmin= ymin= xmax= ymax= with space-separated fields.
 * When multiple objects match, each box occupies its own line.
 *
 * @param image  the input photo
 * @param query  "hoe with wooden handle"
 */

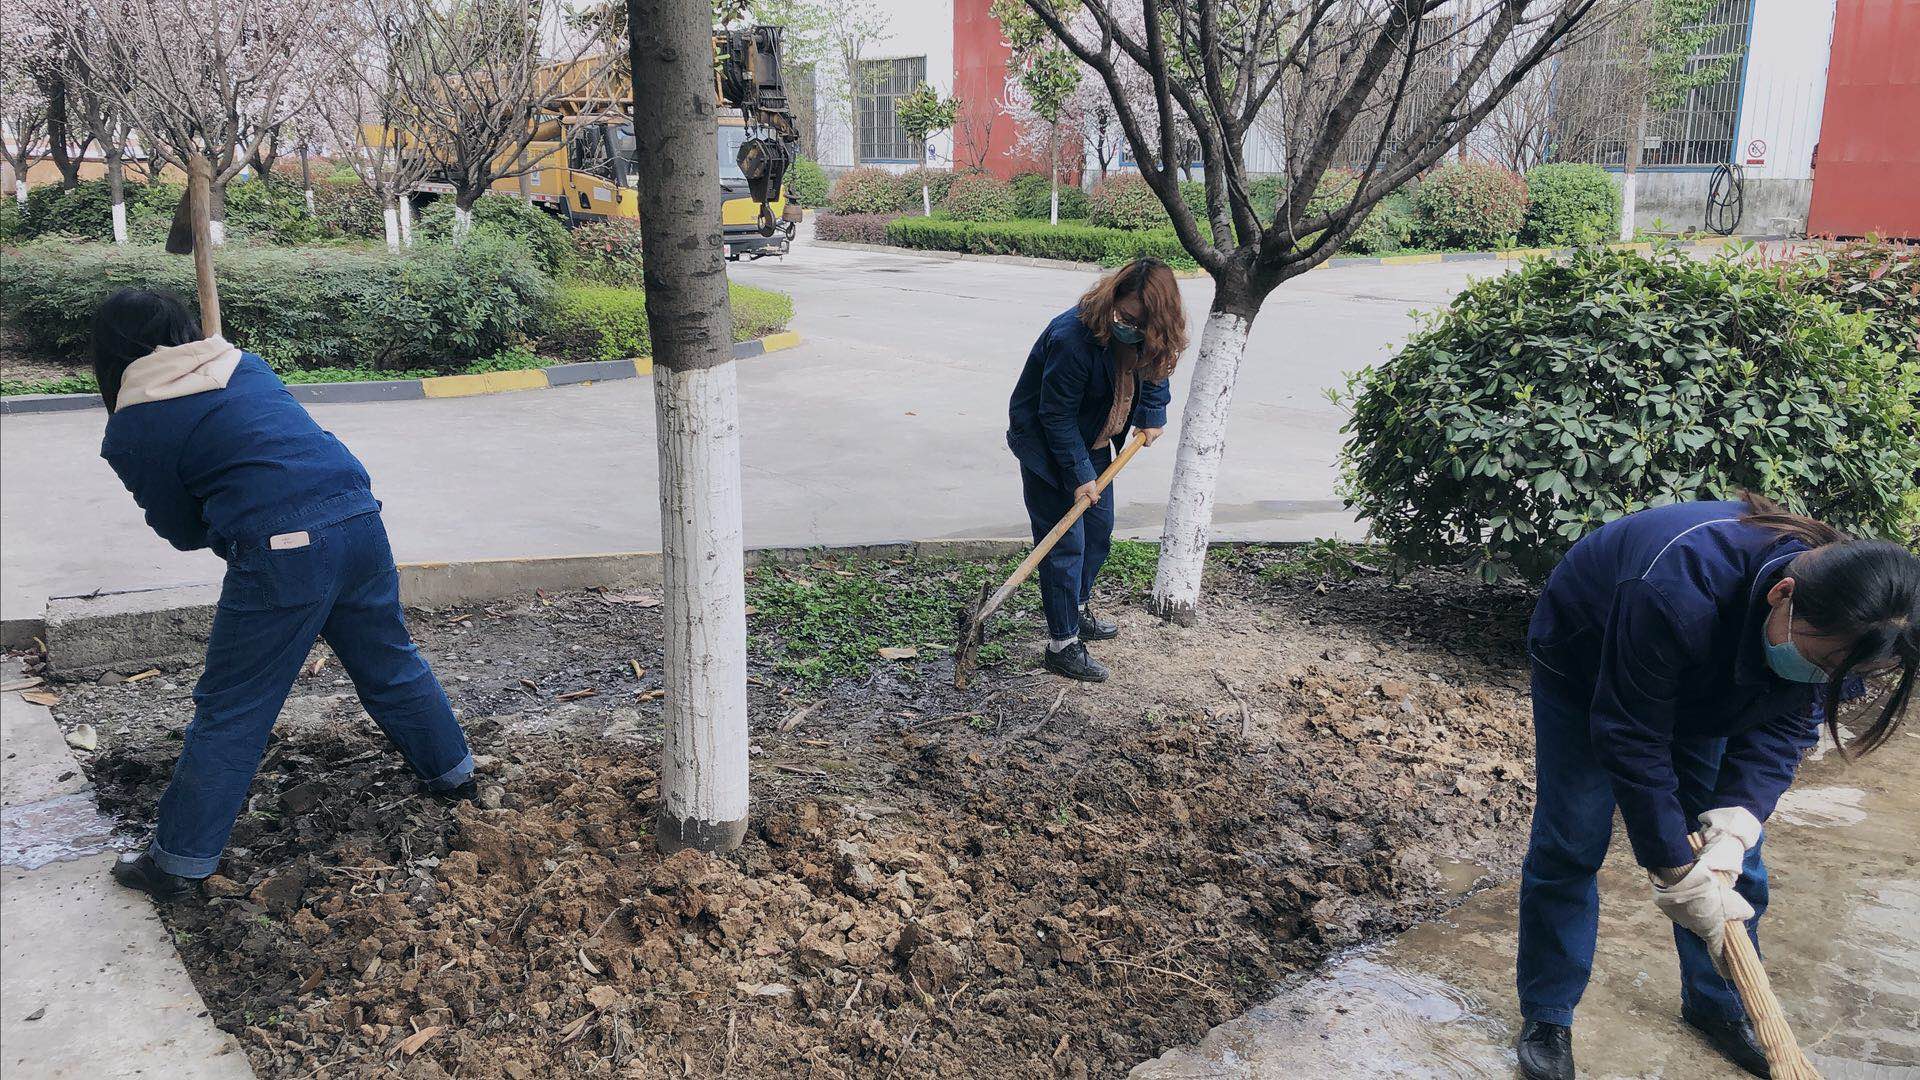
xmin=953 ymin=429 xmax=1149 ymax=689
xmin=164 ymin=152 xmax=222 ymax=338
xmin=1688 ymin=831 xmax=1821 ymax=1079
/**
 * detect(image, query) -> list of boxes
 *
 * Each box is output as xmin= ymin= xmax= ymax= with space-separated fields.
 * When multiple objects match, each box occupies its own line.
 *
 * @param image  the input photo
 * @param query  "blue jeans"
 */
xmin=1517 ymin=662 xmax=1766 ymax=1027
xmin=149 ymin=511 xmax=473 ymax=878
xmin=1019 ymin=447 xmax=1115 ymax=641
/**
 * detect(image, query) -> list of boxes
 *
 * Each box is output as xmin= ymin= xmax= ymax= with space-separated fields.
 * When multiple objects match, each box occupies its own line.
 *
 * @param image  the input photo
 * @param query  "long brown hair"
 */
xmin=1077 ymin=258 xmax=1186 ymax=380
xmin=1740 ymin=492 xmax=1918 ymax=756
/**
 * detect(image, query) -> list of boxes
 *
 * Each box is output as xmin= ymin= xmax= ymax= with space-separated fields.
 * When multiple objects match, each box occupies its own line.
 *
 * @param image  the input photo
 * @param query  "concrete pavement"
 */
xmin=0 ymin=239 xmax=1504 ymax=625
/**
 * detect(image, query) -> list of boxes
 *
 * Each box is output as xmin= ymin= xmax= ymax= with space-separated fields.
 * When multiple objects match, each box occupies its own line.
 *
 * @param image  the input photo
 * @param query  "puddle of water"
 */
xmin=1435 ymin=857 xmax=1492 ymax=899
xmin=1773 ymin=786 xmax=1869 ymax=828
xmin=1 ymin=792 xmax=120 ymax=870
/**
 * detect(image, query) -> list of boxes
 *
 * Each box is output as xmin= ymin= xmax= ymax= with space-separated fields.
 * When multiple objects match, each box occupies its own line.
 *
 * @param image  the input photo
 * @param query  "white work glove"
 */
xmin=1698 ymin=806 xmax=1763 ymax=852
xmin=1650 ymin=831 xmax=1754 ymax=977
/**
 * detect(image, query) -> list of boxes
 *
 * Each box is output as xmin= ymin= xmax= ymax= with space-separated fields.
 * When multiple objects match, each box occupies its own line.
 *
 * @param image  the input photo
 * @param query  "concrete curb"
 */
xmin=34 ymin=536 xmax=1308 ymax=677
xmin=818 ymin=235 xmax=1790 ymax=275
xmin=1 ymin=662 xmax=256 ymax=1078
xmin=0 ymin=333 xmax=805 ymax=416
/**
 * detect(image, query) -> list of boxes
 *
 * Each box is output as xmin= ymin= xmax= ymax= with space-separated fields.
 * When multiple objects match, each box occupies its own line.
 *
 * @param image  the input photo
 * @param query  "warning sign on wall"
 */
xmin=1745 ymin=138 xmax=1768 ymax=166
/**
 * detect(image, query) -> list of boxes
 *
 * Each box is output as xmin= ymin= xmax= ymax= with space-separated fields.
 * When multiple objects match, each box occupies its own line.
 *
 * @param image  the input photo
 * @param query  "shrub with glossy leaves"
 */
xmin=1009 ymin=171 xmax=1087 ymax=220
xmin=312 ymin=180 xmax=388 ymax=240
xmin=1339 ymin=246 xmax=1920 ymax=580
xmin=1415 ymin=160 xmax=1527 ymax=250
xmin=1523 ymin=163 xmax=1618 ymax=246
xmin=785 ymin=156 xmax=829 ymax=207
xmin=942 ymin=172 xmax=1016 ymax=222
xmin=571 ymin=217 xmax=645 ymax=285
xmin=543 ymin=282 xmax=792 ymax=362
xmin=417 ymin=195 xmax=575 ymax=278
xmin=894 ymin=167 xmax=955 ymax=210
xmin=828 ymin=167 xmax=908 ymax=214
xmin=1087 ymin=173 xmax=1168 ymax=231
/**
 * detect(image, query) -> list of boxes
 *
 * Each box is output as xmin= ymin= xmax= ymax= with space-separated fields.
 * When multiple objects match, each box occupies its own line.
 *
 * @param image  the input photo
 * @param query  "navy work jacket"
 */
xmin=1007 ymin=308 xmax=1171 ymax=490
xmin=101 ymin=352 xmax=379 ymax=559
xmin=1528 ymin=500 xmax=1823 ymax=870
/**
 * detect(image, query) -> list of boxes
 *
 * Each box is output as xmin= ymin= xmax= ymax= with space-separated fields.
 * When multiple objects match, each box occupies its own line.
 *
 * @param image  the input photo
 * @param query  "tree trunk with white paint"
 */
xmin=301 ymin=148 xmax=314 ymax=215
xmin=1620 ymin=98 xmax=1647 ymax=242
xmin=398 ymin=197 xmax=414 ymax=246
xmin=630 ymin=0 xmax=749 ymax=854
xmin=1150 ymin=305 xmax=1252 ymax=623
xmin=1048 ymin=130 xmax=1060 ymax=226
xmin=13 ymin=179 xmax=25 ymax=205
xmin=383 ymin=201 xmax=402 ymax=251
xmin=208 ymin=181 xmax=227 ymax=246
xmin=107 ymin=145 xmax=128 ymax=245
xmin=922 ymin=182 xmax=932 ymax=216
xmin=452 ymin=203 xmax=473 ymax=241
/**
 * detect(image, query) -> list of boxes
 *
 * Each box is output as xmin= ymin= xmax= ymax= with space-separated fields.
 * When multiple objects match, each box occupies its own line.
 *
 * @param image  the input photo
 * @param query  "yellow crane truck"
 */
xmin=402 ymin=26 xmax=803 ymax=260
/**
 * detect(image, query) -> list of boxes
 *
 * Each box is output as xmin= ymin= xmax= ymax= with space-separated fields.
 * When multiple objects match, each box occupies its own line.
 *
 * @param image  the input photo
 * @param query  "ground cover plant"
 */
xmin=46 ymin=542 xmax=1540 ymax=1078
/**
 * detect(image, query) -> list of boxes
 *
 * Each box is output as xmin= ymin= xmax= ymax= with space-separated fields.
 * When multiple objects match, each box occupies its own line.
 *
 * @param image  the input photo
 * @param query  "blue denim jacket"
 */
xmin=101 ymin=352 xmax=379 ymax=558
xmin=1007 ymin=308 xmax=1172 ymax=489
xmin=1528 ymin=500 xmax=1825 ymax=869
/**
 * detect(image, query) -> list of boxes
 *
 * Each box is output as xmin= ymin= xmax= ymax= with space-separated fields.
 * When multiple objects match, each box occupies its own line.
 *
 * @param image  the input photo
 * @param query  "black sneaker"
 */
xmin=1683 ymin=1006 xmax=1770 ymax=1078
xmin=430 ymin=779 xmax=480 ymax=804
xmin=1515 ymin=1020 xmax=1574 ymax=1080
xmin=1043 ymin=641 xmax=1109 ymax=682
xmin=110 ymin=851 xmax=200 ymax=904
xmin=1078 ymin=604 xmax=1118 ymax=641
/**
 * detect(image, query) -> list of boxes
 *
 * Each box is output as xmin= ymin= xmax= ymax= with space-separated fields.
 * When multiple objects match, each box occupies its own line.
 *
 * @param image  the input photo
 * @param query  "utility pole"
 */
xmin=628 ymin=0 xmax=750 ymax=854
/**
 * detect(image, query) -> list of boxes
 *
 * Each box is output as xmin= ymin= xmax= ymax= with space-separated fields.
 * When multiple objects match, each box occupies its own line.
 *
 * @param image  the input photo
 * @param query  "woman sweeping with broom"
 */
xmin=92 ymin=288 xmax=477 ymax=902
xmin=1516 ymin=494 xmax=1918 ymax=1079
xmin=1005 ymin=258 xmax=1186 ymax=682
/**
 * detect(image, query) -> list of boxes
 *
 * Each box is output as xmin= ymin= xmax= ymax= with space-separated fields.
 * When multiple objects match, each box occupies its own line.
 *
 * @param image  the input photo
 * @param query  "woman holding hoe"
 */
xmin=1006 ymin=258 xmax=1186 ymax=682
xmin=92 ymin=288 xmax=477 ymax=903
xmin=1516 ymin=494 xmax=1918 ymax=1079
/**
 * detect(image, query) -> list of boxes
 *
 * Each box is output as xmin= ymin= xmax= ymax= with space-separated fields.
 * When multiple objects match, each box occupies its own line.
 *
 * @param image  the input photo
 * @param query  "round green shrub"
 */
xmin=942 ymin=173 xmax=1016 ymax=222
xmin=571 ymin=217 xmax=645 ymax=285
xmin=895 ymin=167 xmax=955 ymax=211
xmin=785 ymin=156 xmax=829 ymax=207
xmin=1339 ymin=247 xmax=1920 ymax=580
xmin=828 ymin=167 xmax=909 ymax=214
xmin=312 ymin=179 xmax=388 ymax=240
xmin=1523 ymin=163 xmax=1619 ymax=246
xmin=1088 ymin=174 xmax=1169 ymax=231
xmin=417 ymin=195 xmax=575 ymax=279
xmin=222 ymin=179 xmax=320 ymax=244
xmin=1010 ymin=172 xmax=1087 ymax=220
xmin=23 ymin=180 xmax=115 ymax=239
xmin=1346 ymin=190 xmax=1418 ymax=254
xmin=1415 ymin=161 xmax=1527 ymax=250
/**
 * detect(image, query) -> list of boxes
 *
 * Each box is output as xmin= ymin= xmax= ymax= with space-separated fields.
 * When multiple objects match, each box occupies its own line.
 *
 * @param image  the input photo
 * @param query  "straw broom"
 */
xmin=1688 ymin=832 xmax=1821 ymax=1079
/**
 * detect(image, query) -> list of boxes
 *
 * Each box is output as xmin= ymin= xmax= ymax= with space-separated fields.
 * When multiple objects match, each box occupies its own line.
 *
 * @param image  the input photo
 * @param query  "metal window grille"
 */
xmin=1549 ymin=0 xmax=1752 ymax=167
xmin=857 ymin=56 xmax=927 ymax=163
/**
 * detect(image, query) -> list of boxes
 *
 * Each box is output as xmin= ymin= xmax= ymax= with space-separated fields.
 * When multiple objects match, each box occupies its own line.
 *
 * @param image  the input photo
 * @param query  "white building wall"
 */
xmin=1731 ymin=0 xmax=1835 ymax=182
xmin=813 ymin=0 xmax=957 ymax=172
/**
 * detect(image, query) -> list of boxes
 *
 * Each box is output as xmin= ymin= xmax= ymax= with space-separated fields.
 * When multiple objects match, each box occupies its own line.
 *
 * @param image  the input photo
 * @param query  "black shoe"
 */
xmin=431 ymin=779 xmax=480 ymax=804
xmin=1515 ymin=1020 xmax=1574 ymax=1080
xmin=1683 ymin=1006 xmax=1770 ymax=1078
xmin=1043 ymin=641 xmax=1109 ymax=682
xmin=1078 ymin=605 xmax=1118 ymax=641
xmin=110 ymin=851 xmax=200 ymax=904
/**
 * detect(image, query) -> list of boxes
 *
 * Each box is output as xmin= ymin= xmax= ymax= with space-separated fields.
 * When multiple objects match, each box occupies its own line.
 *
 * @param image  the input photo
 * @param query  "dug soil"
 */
xmin=45 ymin=548 xmax=1539 ymax=1079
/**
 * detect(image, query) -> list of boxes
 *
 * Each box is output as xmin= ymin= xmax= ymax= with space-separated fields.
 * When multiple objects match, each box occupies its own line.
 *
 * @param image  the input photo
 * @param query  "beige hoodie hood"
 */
xmin=114 ymin=336 xmax=243 ymax=410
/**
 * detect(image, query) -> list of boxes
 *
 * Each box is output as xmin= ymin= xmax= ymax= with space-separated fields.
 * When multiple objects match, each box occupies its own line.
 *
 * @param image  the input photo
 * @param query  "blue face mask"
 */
xmin=1765 ymin=600 xmax=1829 ymax=684
xmin=1111 ymin=318 xmax=1144 ymax=345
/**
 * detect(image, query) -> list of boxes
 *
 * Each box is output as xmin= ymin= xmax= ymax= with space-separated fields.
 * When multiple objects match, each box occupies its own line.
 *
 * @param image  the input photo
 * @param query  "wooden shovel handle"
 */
xmin=1687 ymin=833 xmax=1821 ymax=1079
xmin=978 ymin=430 xmax=1150 ymax=623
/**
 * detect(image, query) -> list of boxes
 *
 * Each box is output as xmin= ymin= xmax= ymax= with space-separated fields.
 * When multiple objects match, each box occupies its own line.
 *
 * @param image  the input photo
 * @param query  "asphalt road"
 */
xmin=0 ymin=238 xmax=1502 ymax=623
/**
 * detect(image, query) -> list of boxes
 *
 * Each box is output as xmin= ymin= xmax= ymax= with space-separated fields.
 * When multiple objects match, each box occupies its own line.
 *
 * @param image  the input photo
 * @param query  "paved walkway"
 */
xmin=1134 ymin=730 xmax=1920 ymax=1079
xmin=0 ymin=238 xmax=1504 ymax=624
xmin=0 ymin=661 xmax=254 ymax=1079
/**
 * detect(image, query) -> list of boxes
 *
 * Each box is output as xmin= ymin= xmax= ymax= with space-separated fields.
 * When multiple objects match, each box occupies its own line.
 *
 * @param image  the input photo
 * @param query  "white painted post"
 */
xmin=1151 ymin=308 xmax=1252 ymax=622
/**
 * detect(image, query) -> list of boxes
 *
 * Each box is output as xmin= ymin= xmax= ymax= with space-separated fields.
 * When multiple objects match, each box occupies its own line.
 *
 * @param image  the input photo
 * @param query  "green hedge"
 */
xmin=896 ymin=167 xmax=955 ymax=210
xmin=1011 ymin=172 xmax=1088 ymax=220
xmin=17 ymin=177 xmax=332 ymax=246
xmin=1416 ymin=161 xmax=1528 ymax=250
xmin=1088 ymin=173 xmax=1168 ymax=231
xmin=786 ymin=157 xmax=829 ymax=207
xmin=416 ymin=195 xmax=575 ymax=278
xmin=829 ymin=167 xmax=909 ymax=214
xmin=884 ymin=216 xmax=1197 ymax=268
xmin=571 ymin=218 xmax=646 ymax=285
xmin=542 ymin=282 xmax=794 ymax=363
xmin=0 ymin=238 xmax=551 ymax=374
xmin=1339 ymin=246 xmax=1920 ymax=579
xmin=1523 ymin=163 xmax=1618 ymax=246
xmin=943 ymin=173 xmax=1016 ymax=222
xmin=312 ymin=179 xmax=388 ymax=241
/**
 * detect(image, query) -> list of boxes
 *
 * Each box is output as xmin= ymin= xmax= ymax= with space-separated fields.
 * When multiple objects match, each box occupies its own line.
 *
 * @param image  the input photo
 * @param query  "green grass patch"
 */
xmin=1252 ymin=540 xmax=1378 ymax=584
xmin=1 ymin=372 xmax=100 ymax=396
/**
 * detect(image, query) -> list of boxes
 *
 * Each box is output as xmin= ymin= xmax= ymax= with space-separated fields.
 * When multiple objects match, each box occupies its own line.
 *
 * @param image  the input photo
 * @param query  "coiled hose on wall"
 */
xmin=1706 ymin=163 xmax=1745 ymax=236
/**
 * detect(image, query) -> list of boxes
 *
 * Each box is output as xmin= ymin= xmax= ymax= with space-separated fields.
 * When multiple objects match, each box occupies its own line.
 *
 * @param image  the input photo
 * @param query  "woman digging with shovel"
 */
xmin=91 ymin=288 xmax=478 ymax=903
xmin=1515 ymin=494 xmax=1918 ymax=1079
xmin=1003 ymin=258 xmax=1186 ymax=682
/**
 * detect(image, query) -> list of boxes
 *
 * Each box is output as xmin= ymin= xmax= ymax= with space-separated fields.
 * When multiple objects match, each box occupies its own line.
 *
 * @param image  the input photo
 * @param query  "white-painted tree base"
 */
xmin=452 ymin=205 xmax=473 ymax=242
xmin=208 ymin=219 xmax=226 ymax=246
xmin=383 ymin=206 xmax=401 ymax=252
xmin=304 ymin=187 xmax=315 ymax=215
xmin=1151 ymin=308 xmax=1252 ymax=622
xmin=922 ymin=184 xmax=932 ymax=217
xmin=1619 ymin=173 xmax=1637 ymax=242
xmin=111 ymin=202 xmax=127 ymax=245
xmin=398 ymin=200 xmax=414 ymax=247
xmin=13 ymin=183 xmax=26 ymax=205
xmin=653 ymin=361 xmax=750 ymax=853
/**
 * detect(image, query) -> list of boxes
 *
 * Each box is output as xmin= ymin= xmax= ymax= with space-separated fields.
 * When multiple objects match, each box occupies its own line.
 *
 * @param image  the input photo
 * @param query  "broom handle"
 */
xmin=1687 ymin=834 xmax=1821 ymax=1079
xmin=187 ymin=153 xmax=221 ymax=338
xmin=977 ymin=431 xmax=1149 ymax=624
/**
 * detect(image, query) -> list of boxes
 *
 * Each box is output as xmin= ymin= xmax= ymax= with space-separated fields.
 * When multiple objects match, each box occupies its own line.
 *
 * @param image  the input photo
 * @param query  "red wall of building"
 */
xmin=952 ymin=0 xmax=1081 ymax=183
xmin=1807 ymin=0 xmax=1920 ymax=238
